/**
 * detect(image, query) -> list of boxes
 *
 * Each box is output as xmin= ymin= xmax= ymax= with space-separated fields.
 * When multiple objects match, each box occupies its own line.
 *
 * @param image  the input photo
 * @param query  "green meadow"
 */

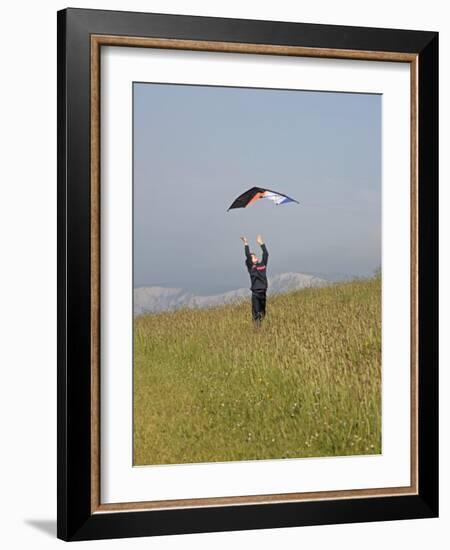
xmin=133 ymin=277 xmax=381 ymax=465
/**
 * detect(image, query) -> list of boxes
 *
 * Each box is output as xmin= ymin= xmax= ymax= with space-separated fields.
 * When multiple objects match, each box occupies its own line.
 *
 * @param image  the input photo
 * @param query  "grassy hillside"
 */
xmin=133 ymin=277 xmax=381 ymax=465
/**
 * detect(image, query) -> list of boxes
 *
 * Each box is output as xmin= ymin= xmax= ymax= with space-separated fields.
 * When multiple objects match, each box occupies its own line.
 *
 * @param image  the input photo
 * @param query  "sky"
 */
xmin=134 ymin=82 xmax=381 ymax=294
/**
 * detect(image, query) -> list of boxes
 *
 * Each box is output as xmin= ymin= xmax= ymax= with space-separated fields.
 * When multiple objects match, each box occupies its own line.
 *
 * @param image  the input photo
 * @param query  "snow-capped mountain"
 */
xmin=134 ymin=272 xmax=327 ymax=316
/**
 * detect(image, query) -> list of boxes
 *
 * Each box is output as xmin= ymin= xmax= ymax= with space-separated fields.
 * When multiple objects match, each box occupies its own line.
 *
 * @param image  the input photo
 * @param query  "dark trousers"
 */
xmin=251 ymin=290 xmax=267 ymax=324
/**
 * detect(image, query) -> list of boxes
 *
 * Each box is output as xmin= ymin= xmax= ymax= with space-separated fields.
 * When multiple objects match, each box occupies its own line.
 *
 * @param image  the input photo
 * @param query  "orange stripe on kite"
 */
xmin=247 ymin=191 xmax=264 ymax=206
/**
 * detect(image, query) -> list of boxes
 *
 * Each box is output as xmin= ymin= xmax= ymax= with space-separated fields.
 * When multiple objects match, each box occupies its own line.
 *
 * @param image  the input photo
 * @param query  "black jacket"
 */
xmin=245 ymin=244 xmax=269 ymax=292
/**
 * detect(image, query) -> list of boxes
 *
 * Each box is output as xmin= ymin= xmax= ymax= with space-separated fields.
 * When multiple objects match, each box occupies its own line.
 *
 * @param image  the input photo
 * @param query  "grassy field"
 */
xmin=133 ymin=277 xmax=381 ymax=465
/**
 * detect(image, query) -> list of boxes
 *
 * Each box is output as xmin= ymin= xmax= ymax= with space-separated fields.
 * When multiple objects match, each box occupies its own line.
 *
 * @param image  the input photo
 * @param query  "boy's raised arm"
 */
xmin=257 ymin=234 xmax=268 ymax=265
xmin=240 ymin=236 xmax=251 ymax=258
xmin=241 ymin=236 xmax=252 ymax=270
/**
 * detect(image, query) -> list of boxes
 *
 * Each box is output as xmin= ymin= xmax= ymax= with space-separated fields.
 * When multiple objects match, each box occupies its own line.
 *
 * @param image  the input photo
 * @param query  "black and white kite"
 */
xmin=227 ymin=187 xmax=299 ymax=211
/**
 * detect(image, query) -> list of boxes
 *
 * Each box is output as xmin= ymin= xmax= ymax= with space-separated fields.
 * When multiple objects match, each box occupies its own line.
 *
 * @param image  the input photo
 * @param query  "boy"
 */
xmin=240 ymin=235 xmax=269 ymax=326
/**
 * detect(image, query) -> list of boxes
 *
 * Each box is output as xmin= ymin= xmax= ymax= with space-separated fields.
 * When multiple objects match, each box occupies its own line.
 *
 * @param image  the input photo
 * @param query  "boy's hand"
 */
xmin=240 ymin=236 xmax=248 ymax=245
xmin=256 ymin=234 xmax=264 ymax=245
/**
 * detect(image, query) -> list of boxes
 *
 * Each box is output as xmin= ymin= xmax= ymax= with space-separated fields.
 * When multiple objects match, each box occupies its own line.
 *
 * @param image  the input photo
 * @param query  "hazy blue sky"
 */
xmin=134 ymin=83 xmax=381 ymax=294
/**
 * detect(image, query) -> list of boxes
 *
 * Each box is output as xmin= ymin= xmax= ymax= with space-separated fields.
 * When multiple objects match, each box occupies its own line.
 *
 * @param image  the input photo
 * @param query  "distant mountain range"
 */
xmin=134 ymin=272 xmax=328 ymax=316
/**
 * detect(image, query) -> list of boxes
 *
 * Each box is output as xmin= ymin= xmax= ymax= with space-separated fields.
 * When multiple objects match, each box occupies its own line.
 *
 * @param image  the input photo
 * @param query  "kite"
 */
xmin=227 ymin=187 xmax=299 ymax=211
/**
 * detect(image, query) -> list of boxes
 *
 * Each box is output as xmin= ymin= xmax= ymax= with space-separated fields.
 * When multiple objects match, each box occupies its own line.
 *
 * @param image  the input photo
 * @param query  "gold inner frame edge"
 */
xmin=90 ymin=35 xmax=419 ymax=514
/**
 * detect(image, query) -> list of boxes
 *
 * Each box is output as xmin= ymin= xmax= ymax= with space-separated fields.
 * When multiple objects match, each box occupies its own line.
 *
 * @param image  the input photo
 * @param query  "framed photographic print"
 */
xmin=57 ymin=8 xmax=438 ymax=541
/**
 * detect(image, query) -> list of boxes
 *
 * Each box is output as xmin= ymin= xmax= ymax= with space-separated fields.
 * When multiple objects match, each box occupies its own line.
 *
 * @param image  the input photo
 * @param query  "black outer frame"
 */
xmin=57 ymin=8 xmax=438 ymax=542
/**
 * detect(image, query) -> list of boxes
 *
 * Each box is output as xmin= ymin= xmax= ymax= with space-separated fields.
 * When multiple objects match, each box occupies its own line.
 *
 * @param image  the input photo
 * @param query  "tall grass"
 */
xmin=133 ymin=277 xmax=381 ymax=465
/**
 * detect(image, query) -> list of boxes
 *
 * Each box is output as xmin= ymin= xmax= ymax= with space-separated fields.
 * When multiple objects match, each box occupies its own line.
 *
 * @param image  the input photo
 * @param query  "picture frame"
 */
xmin=57 ymin=7 xmax=438 ymax=541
